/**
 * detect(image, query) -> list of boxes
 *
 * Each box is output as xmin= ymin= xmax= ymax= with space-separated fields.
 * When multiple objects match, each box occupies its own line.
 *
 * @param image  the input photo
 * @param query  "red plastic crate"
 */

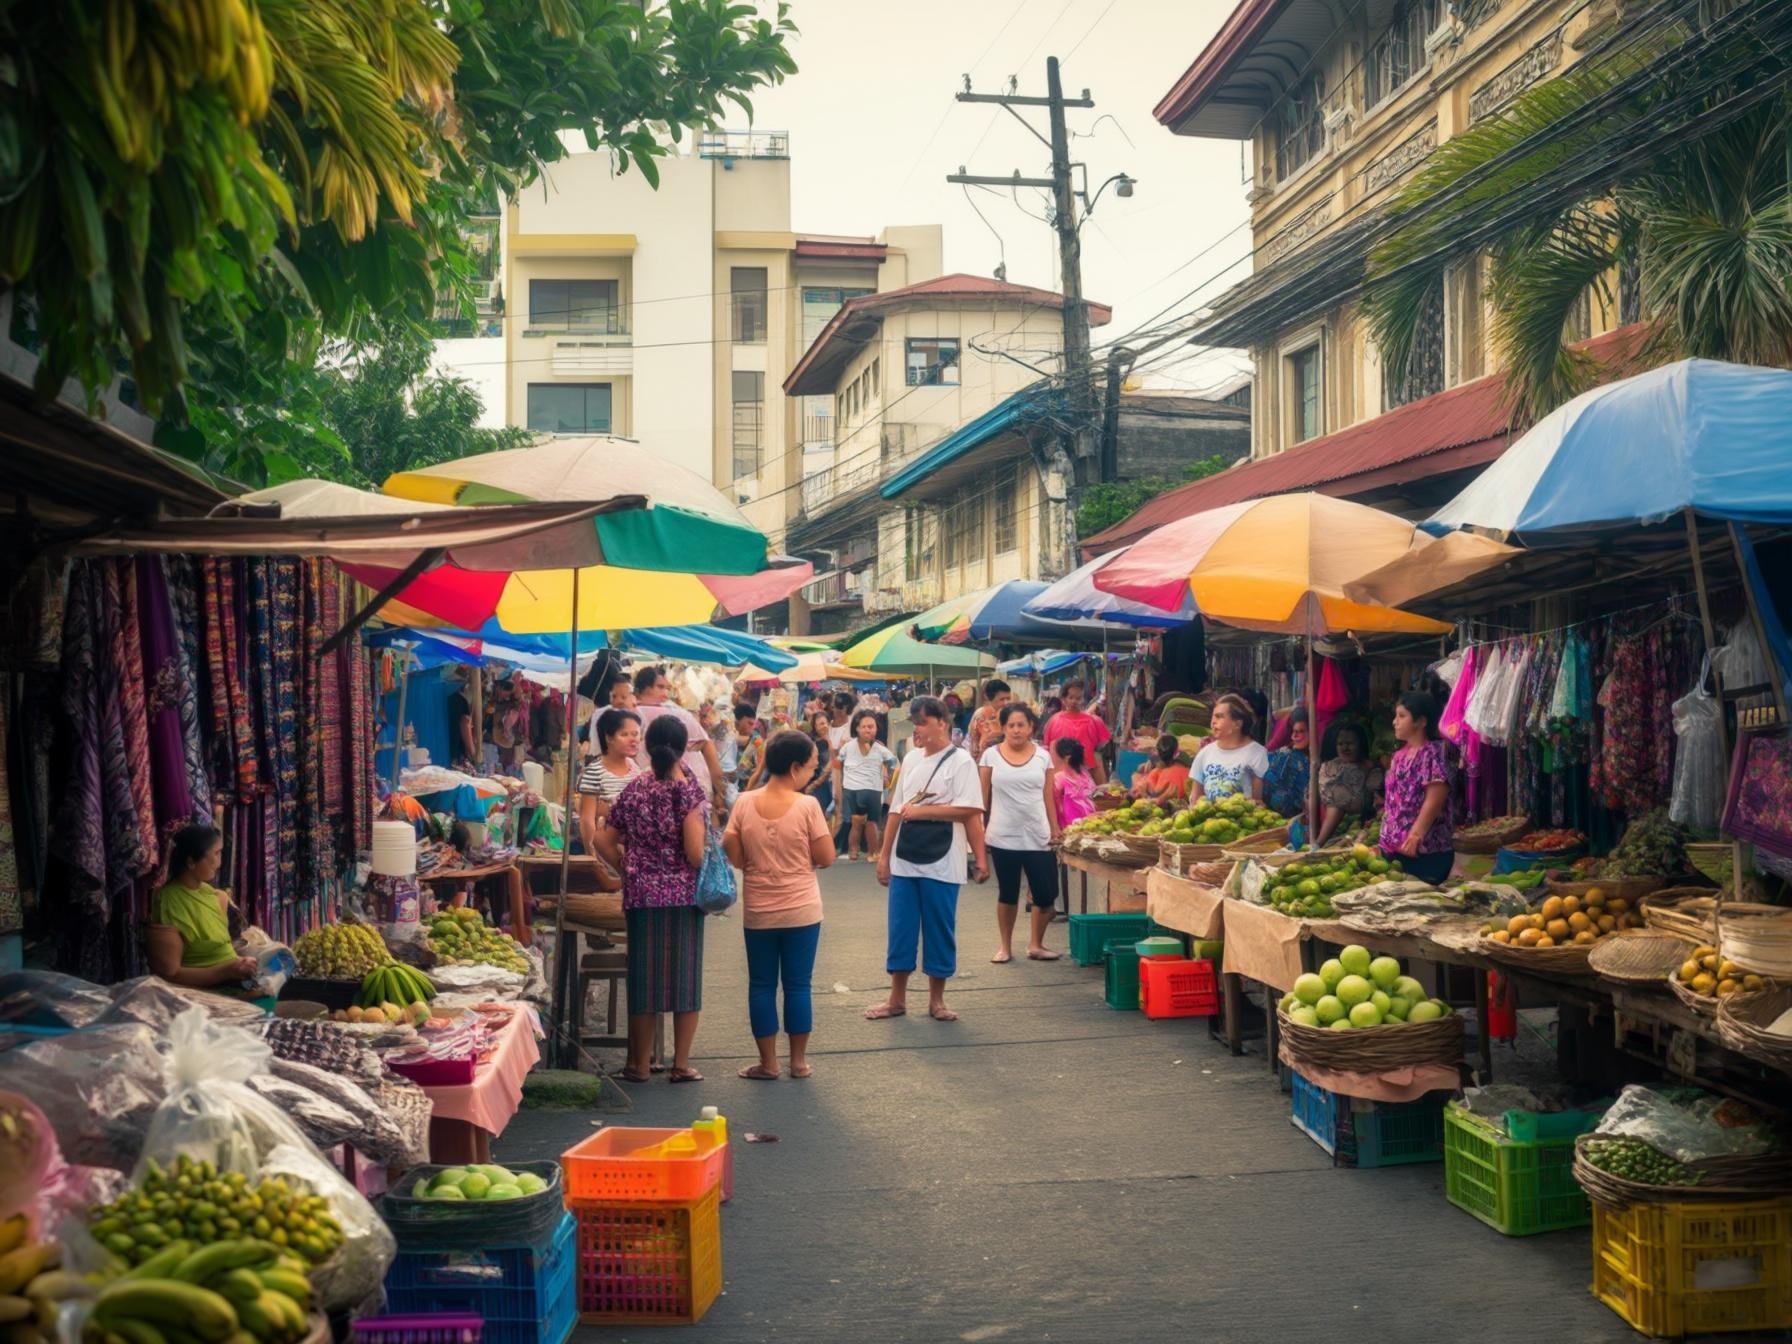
xmin=1139 ymin=957 xmax=1219 ymax=1019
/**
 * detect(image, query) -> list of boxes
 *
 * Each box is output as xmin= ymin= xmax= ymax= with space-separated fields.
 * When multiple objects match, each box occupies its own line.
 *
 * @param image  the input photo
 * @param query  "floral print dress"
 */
xmin=1380 ymin=739 xmax=1453 ymax=856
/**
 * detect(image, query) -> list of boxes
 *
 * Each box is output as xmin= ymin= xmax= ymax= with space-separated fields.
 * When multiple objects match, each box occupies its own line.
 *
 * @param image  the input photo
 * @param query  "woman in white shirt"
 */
xmin=978 ymin=703 xmax=1060 ymax=963
xmin=1188 ymin=693 xmax=1271 ymax=801
xmin=832 ymin=711 xmax=897 ymax=861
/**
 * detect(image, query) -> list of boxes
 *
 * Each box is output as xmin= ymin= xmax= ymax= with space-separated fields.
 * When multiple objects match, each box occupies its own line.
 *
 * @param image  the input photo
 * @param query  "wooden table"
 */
xmin=419 ymin=860 xmax=529 ymax=945
xmin=517 ymin=853 xmax=616 ymax=895
xmin=1056 ymin=851 xmax=1152 ymax=915
xmin=420 ymin=1008 xmax=541 ymax=1163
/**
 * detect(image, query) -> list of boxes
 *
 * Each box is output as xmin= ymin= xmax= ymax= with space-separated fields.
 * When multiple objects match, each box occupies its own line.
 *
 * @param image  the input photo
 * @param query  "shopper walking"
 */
xmin=592 ymin=715 xmax=709 ymax=1084
xmin=1379 ymin=689 xmax=1455 ymax=885
xmin=833 ymin=710 xmax=896 ymax=860
xmin=966 ymin=679 xmax=1012 ymax=758
xmin=722 ymin=730 xmax=834 ymax=1080
xmin=866 ymin=696 xmax=989 ymax=1023
xmin=979 ymin=703 xmax=1059 ymax=963
xmin=1043 ymin=679 xmax=1111 ymax=783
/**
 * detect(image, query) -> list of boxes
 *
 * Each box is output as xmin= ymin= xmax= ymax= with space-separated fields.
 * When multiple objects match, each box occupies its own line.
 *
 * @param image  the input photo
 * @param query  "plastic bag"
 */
xmin=237 ymin=927 xmax=296 ymax=998
xmin=694 ymin=823 xmax=737 ymax=914
xmin=1669 ymin=653 xmax=1725 ymax=830
xmin=0 ymin=970 xmax=112 ymax=1029
xmin=98 ymin=976 xmax=268 ymax=1033
xmin=134 ymin=1008 xmax=395 ymax=1311
xmin=0 ymin=1023 xmax=168 ymax=1169
xmin=1593 ymin=1084 xmax=1780 ymax=1163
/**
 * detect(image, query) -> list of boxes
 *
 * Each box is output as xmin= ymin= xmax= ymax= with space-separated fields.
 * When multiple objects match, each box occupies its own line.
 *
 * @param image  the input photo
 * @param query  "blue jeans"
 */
xmin=886 ymin=876 xmax=960 ymax=979
xmin=743 ymin=922 xmax=822 ymax=1039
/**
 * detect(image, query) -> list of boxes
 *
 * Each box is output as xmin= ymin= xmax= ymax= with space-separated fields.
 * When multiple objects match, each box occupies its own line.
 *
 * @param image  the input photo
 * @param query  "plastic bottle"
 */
xmin=692 ymin=1105 xmax=733 ymax=1203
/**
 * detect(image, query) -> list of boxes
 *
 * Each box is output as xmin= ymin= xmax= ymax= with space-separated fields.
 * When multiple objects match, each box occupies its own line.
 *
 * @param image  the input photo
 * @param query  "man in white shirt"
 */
xmin=631 ymin=666 xmax=727 ymax=812
xmin=866 ymin=696 xmax=989 ymax=1023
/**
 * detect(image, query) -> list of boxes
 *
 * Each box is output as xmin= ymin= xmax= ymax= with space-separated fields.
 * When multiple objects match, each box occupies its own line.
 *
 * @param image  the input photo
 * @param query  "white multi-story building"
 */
xmin=432 ymin=132 xmax=942 ymax=577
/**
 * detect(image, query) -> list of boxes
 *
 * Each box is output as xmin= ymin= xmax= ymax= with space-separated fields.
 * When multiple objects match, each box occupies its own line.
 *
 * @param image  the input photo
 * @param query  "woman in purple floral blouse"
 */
xmin=1379 ymin=689 xmax=1456 ymax=886
xmin=594 ymin=714 xmax=709 ymax=1084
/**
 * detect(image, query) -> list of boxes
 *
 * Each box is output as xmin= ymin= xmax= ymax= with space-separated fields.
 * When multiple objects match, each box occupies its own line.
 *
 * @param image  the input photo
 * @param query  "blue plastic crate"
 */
xmin=1289 ymin=1070 xmax=1447 ymax=1168
xmin=385 ymin=1211 xmax=575 ymax=1344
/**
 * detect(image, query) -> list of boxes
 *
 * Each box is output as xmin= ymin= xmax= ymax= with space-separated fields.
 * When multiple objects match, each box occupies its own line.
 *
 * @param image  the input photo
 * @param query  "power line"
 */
xmin=895 ymin=0 xmax=1033 ymax=191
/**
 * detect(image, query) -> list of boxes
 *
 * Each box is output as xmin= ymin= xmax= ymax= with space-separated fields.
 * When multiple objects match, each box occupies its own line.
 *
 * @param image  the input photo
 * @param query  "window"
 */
xmin=870 ymin=357 xmax=881 ymax=398
xmin=1274 ymin=75 xmax=1326 ymax=182
xmin=528 ymin=279 xmax=620 ymax=332
xmin=905 ymin=337 xmax=960 ymax=386
xmin=847 ymin=381 xmax=858 ymax=421
xmin=731 ymin=371 xmax=764 ymax=479
xmin=994 ymin=469 xmax=1019 ymax=553
xmin=1382 ymin=280 xmax=1446 ymax=409
xmin=731 ymin=267 xmax=768 ymax=343
xmin=1286 ymin=344 xmax=1322 ymax=444
xmin=904 ymin=506 xmax=934 ymax=582
xmin=944 ymin=497 xmax=984 ymax=569
xmin=801 ymin=286 xmax=874 ymax=346
xmin=1364 ymin=0 xmax=1440 ymax=110
xmin=527 ymin=383 xmax=611 ymax=434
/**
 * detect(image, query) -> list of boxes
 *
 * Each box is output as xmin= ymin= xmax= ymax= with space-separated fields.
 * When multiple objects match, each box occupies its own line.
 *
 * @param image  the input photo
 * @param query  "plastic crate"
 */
xmin=1504 ymin=1102 xmax=1607 ymax=1143
xmin=561 ymin=1126 xmax=726 ymax=1204
xmin=1068 ymin=913 xmax=1152 ymax=966
xmin=352 ymin=1317 xmax=483 ymax=1344
xmin=383 ymin=1211 xmax=575 ymax=1344
xmin=1104 ymin=941 xmax=1142 ymax=1010
xmin=1591 ymin=1196 xmax=1792 ymax=1337
xmin=1443 ymin=1103 xmax=1590 ymax=1236
xmin=1289 ymin=1070 xmax=1446 ymax=1168
xmin=381 ymin=1162 xmax=565 ymax=1252
xmin=1138 ymin=957 xmax=1219 ymax=1020
xmin=574 ymin=1186 xmax=722 ymax=1326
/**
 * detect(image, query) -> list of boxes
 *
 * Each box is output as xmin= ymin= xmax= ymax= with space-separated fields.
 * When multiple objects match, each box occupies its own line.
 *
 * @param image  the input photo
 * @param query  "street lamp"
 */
xmin=1079 ymin=172 xmax=1137 ymax=221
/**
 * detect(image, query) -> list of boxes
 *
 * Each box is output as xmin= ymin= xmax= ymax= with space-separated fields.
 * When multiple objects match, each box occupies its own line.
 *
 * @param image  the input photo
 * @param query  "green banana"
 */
xmin=122 ymin=1243 xmax=191 ymax=1282
xmin=252 ymin=1271 xmax=311 ymax=1306
xmin=105 ymin=1319 xmax=169 ymax=1344
xmin=263 ymin=1290 xmax=305 ymax=1336
xmin=93 ymin=1281 xmax=237 ymax=1342
xmin=229 ymin=1294 xmax=272 ymax=1340
xmin=170 ymin=1242 xmax=276 ymax=1287
xmin=211 ymin=1270 xmax=263 ymax=1307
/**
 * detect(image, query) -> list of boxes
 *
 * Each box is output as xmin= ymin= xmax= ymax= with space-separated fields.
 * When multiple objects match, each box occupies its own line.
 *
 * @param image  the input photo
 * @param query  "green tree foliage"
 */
xmin=1075 ymin=454 xmax=1229 ymax=539
xmin=0 ymin=0 xmax=796 ymax=483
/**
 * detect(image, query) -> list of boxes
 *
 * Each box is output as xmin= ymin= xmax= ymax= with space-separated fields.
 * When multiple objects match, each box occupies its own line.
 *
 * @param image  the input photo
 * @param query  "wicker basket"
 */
xmin=1715 ymin=986 xmax=1792 ymax=1072
xmin=1639 ymin=888 xmax=1722 ymax=944
xmin=1275 ymin=1006 xmax=1464 ymax=1073
xmin=1072 ymin=833 xmax=1158 ymax=869
xmin=1092 ymin=792 xmax=1130 ymax=812
xmin=1572 ymin=1134 xmax=1792 ymax=1209
xmin=1587 ymin=931 xmax=1695 ymax=986
xmin=1720 ymin=904 xmax=1792 ymax=978
xmin=1475 ymin=935 xmax=1597 ymax=976
xmin=1453 ymin=814 xmax=1533 ymax=855
xmin=1545 ymin=875 xmax=1666 ymax=903
xmin=1158 ymin=838 xmax=1228 ymax=872
xmin=1667 ymin=972 xmax=1722 ymax=1018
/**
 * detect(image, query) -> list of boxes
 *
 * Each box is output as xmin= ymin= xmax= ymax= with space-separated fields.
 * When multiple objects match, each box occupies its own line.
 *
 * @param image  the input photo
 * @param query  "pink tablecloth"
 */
xmin=421 ymin=1008 xmax=541 ymax=1137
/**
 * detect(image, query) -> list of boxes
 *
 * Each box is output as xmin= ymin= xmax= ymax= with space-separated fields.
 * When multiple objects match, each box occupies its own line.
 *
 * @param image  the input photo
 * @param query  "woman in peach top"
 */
xmin=722 ymin=729 xmax=836 ymax=1079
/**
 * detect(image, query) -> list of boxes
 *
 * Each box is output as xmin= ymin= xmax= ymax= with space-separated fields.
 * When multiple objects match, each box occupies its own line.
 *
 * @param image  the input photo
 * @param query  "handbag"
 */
xmin=894 ymin=747 xmax=962 ymax=866
xmin=694 ymin=821 xmax=737 ymax=914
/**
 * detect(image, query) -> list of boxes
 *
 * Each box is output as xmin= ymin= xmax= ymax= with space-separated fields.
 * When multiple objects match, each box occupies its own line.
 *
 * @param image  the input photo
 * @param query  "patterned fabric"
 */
xmin=1381 ymin=739 xmax=1453 ymax=856
xmin=111 ymin=563 xmax=160 ymax=872
xmin=1593 ymin=626 xmax=1680 ymax=815
xmin=624 ymin=905 xmax=705 ymax=1014
xmin=1262 ymin=747 xmax=1311 ymax=818
xmin=136 ymin=556 xmax=198 ymax=848
xmin=0 ymin=693 xmax=20 ymax=935
xmin=164 ymin=557 xmax=213 ymax=822
xmin=606 ymin=769 xmax=705 ymax=910
xmin=1722 ymin=728 xmax=1792 ymax=857
xmin=203 ymin=559 xmax=258 ymax=803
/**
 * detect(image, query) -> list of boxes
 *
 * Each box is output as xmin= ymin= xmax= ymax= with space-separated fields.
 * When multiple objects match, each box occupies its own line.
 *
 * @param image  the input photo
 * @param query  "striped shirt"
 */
xmin=578 ymin=759 xmax=640 ymax=802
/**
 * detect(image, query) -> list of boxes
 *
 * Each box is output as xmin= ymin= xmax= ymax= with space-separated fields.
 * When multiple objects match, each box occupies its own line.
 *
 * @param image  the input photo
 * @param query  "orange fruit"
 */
xmin=1490 ymin=930 xmax=1511 ymax=944
xmin=1517 ymin=927 xmax=1543 ymax=947
xmin=1585 ymin=889 xmax=1606 ymax=908
xmin=1546 ymin=918 xmax=1570 ymax=941
xmin=1506 ymin=914 xmax=1531 ymax=936
xmin=1597 ymin=915 xmax=1616 ymax=934
xmin=1541 ymin=896 xmax=1566 ymax=921
xmin=1568 ymin=912 xmax=1592 ymax=933
xmin=1573 ymin=930 xmax=1597 ymax=945
xmin=1536 ymin=934 xmax=1556 ymax=947
xmin=1608 ymin=897 xmax=1629 ymax=915
xmin=1561 ymin=895 xmax=1581 ymax=916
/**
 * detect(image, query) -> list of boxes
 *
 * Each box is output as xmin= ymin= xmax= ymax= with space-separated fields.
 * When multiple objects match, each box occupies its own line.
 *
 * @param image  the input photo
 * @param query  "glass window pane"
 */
xmin=731 ymin=267 xmax=768 ymax=343
xmin=527 ymin=383 xmax=610 ymax=433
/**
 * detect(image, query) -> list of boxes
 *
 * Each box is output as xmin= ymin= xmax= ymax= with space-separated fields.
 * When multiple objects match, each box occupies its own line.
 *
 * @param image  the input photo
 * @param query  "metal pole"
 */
xmin=389 ymin=646 xmax=411 ymax=793
xmin=551 ymin=567 xmax=581 ymax=1069
xmin=1306 ymin=633 xmax=1320 ymax=851
xmin=1684 ymin=509 xmax=1729 ymax=764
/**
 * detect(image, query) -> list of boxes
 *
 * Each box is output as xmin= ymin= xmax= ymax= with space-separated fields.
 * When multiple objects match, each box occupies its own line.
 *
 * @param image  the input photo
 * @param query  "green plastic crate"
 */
xmin=1104 ymin=941 xmax=1142 ymax=1010
xmin=1444 ymin=1102 xmax=1591 ymax=1236
xmin=1068 ymin=913 xmax=1152 ymax=966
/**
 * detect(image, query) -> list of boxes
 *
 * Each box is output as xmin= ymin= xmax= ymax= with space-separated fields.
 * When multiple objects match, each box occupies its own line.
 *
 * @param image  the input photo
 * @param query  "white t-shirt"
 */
xmin=888 ymin=744 xmax=982 ymax=884
xmin=1190 ymin=740 xmax=1271 ymax=799
xmin=838 ymin=739 xmax=897 ymax=792
xmin=826 ymin=721 xmax=852 ymax=758
xmin=634 ymin=702 xmax=709 ymax=781
xmin=979 ymin=744 xmax=1052 ymax=851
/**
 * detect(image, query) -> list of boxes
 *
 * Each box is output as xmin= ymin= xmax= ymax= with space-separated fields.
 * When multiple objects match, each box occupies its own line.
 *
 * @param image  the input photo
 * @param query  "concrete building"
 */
xmin=1082 ymin=0 xmax=1644 ymax=556
xmin=434 ymin=132 xmax=942 ymax=574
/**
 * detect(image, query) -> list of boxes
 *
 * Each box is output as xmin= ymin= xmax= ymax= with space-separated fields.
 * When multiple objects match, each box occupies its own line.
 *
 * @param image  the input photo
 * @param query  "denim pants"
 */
xmin=886 ymin=876 xmax=960 ymax=979
xmin=743 ymin=922 xmax=822 ymax=1039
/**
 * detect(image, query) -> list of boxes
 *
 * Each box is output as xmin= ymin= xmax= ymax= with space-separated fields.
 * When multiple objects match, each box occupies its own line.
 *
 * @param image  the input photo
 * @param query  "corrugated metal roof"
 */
xmin=879 ymin=388 xmax=1061 ymax=500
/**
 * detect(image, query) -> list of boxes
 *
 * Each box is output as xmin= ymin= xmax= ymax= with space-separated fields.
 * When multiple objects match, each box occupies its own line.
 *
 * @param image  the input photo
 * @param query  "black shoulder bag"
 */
xmin=893 ymin=746 xmax=962 ymax=866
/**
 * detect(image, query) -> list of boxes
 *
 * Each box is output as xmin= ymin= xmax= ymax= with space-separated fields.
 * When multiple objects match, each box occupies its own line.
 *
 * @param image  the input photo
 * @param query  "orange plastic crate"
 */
xmin=561 ymin=1127 xmax=725 ymax=1204
xmin=1139 ymin=956 xmax=1219 ymax=1019
xmin=573 ymin=1188 xmax=721 ymax=1326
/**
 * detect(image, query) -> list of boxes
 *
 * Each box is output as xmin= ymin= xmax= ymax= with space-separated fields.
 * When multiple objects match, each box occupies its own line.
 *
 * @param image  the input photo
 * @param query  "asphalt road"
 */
xmin=497 ymin=859 xmax=1643 ymax=1344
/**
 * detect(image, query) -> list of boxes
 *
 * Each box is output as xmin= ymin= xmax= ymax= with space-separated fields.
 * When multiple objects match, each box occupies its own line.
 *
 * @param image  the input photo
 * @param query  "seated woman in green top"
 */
xmin=147 ymin=824 xmax=257 ymax=990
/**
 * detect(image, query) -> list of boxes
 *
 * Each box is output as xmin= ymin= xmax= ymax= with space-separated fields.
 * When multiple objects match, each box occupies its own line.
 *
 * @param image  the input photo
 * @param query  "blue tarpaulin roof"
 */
xmin=879 ymin=387 xmax=1062 ymax=500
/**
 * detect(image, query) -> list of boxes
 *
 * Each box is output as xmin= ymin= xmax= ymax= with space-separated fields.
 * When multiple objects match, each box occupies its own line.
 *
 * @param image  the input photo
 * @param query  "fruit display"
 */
xmin=1064 ymin=794 xmax=1286 ymax=847
xmin=1260 ymin=844 xmax=1401 ymax=919
xmin=1468 ymin=867 xmax=1547 ymax=892
xmin=1595 ymin=808 xmax=1689 ymax=879
xmin=0 ymin=1215 xmax=92 ymax=1344
xmin=1278 ymin=945 xmax=1452 ymax=1029
xmin=89 ymin=1156 xmax=344 ymax=1269
xmin=1512 ymin=827 xmax=1584 ymax=852
xmin=413 ymin=1163 xmax=548 ymax=1203
xmin=425 ymin=907 xmax=528 ymax=974
xmin=1672 ymin=944 xmax=1770 ymax=1000
xmin=292 ymin=924 xmax=391 ymax=979
xmin=329 ymin=1001 xmax=430 ymax=1026
xmin=1482 ymin=889 xmax=1639 ymax=948
xmin=358 ymin=963 xmax=436 ymax=1008
xmin=83 ymin=1240 xmax=317 ymax=1344
xmin=1579 ymin=1136 xmax=1697 ymax=1186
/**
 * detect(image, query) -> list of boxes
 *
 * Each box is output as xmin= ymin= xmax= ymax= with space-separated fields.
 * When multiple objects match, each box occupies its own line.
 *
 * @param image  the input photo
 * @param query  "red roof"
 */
xmin=1154 ymin=0 xmax=1287 ymax=131
xmin=1082 ymin=324 xmax=1649 ymax=555
xmin=784 ymin=273 xmax=1112 ymax=395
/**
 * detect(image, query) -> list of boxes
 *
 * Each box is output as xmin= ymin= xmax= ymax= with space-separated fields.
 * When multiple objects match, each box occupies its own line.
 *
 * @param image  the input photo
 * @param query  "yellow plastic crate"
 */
xmin=1590 ymin=1196 xmax=1792 ymax=1337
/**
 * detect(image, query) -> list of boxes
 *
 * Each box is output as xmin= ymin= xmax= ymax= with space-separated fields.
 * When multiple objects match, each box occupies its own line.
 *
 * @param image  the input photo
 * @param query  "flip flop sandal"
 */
xmin=863 ymin=1003 xmax=906 ymax=1020
xmin=737 ymin=1064 xmax=780 ymax=1081
xmin=615 ymin=1069 xmax=651 ymax=1084
xmin=668 ymin=1068 xmax=704 ymax=1083
xmin=1027 ymin=950 xmax=1063 ymax=961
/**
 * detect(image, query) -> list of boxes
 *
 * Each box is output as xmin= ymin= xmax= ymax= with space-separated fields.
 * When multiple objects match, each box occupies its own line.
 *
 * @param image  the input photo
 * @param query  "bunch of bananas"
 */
xmin=90 ymin=1157 xmax=343 ymax=1269
xmin=84 ymin=1240 xmax=314 ymax=1344
xmin=292 ymin=924 xmax=391 ymax=979
xmin=358 ymin=963 xmax=435 ymax=1008
xmin=0 ymin=1216 xmax=92 ymax=1344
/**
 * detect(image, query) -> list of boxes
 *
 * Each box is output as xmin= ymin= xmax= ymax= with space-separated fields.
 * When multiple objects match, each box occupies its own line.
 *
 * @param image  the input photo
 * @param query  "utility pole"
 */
xmin=1100 ymin=346 xmax=1130 ymax=483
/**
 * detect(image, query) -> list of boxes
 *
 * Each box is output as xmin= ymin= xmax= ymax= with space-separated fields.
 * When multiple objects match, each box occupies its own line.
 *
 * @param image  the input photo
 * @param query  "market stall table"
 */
xmin=517 ymin=853 xmax=614 ymax=895
xmin=421 ymin=1004 xmax=541 ymax=1164
xmin=1057 ymin=851 xmax=1151 ymax=914
xmin=419 ymin=859 xmax=530 ymax=945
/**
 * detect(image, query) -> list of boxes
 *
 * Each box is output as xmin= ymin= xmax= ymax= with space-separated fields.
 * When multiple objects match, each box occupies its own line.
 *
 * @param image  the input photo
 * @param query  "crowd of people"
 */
xmin=565 ymin=663 xmax=1455 ymax=1087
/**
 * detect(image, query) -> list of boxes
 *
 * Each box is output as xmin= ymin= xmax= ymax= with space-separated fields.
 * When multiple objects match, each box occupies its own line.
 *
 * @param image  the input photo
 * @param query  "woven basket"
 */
xmin=1475 ymin=935 xmax=1597 ymax=976
xmin=1275 ymin=1006 xmax=1464 ymax=1072
xmin=1686 ymin=841 xmax=1734 ymax=886
xmin=1572 ymin=1134 xmax=1792 ymax=1209
xmin=1545 ymin=875 xmax=1666 ymax=903
xmin=1640 ymin=888 xmax=1722 ymax=943
xmin=1092 ymin=792 xmax=1130 ymax=812
xmin=1073 ymin=833 xmax=1158 ymax=869
xmin=1715 ymin=986 xmax=1792 ymax=1072
xmin=1586 ymin=931 xmax=1695 ymax=986
xmin=1453 ymin=815 xmax=1533 ymax=855
xmin=1158 ymin=838 xmax=1228 ymax=872
xmin=1667 ymin=972 xmax=1722 ymax=1018
xmin=1183 ymin=859 xmax=1236 ymax=887
xmin=1720 ymin=904 xmax=1792 ymax=978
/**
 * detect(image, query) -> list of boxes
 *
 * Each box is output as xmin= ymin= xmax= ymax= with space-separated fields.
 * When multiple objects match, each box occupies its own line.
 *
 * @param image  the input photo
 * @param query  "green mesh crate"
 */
xmin=1444 ymin=1102 xmax=1592 ymax=1236
xmin=1104 ymin=941 xmax=1142 ymax=1010
xmin=1068 ymin=913 xmax=1152 ymax=966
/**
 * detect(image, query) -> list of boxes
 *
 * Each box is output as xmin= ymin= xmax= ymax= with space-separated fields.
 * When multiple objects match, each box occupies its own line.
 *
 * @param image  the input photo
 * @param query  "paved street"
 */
xmin=499 ymin=861 xmax=1636 ymax=1344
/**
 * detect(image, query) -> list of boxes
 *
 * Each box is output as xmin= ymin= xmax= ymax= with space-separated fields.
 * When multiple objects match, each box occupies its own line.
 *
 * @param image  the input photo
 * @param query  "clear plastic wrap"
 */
xmin=0 ymin=970 xmax=112 ymax=1028
xmin=131 ymin=1009 xmax=395 ymax=1311
xmin=264 ymin=1058 xmax=411 ymax=1167
xmin=1593 ymin=1084 xmax=1781 ymax=1163
xmin=1669 ymin=655 xmax=1725 ymax=830
xmin=0 ymin=1023 xmax=167 ymax=1169
xmin=98 ymin=975 xmax=269 ymax=1032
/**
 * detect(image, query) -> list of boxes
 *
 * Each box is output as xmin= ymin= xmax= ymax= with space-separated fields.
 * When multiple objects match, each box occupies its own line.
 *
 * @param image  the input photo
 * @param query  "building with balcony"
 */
xmin=433 ymin=132 xmax=943 ymax=597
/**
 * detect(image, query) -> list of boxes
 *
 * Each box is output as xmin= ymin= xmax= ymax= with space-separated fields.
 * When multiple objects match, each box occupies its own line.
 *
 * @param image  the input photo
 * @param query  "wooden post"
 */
xmin=550 ymin=567 xmax=581 ymax=1068
xmin=1684 ymin=509 xmax=1729 ymax=764
xmin=388 ymin=646 xmax=411 ymax=793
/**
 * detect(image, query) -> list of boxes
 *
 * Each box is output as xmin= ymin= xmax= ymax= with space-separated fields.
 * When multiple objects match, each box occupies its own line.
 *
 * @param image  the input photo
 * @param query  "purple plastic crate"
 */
xmin=352 ymin=1316 xmax=483 ymax=1344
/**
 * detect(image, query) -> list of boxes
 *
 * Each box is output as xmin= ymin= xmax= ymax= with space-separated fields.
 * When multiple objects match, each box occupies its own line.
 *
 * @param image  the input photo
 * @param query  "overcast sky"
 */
xmin=749 ymin=0 xmax=1255 ymax=393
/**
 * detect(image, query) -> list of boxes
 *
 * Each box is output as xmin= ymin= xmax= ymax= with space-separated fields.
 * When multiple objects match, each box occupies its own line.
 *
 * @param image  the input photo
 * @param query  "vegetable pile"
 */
xmin=1580 ymin=1137 xmax=1697 ymax=1186
xmin=426 ymin=907 xmax=528 ymax=974
xmin=1260 ymin=844 xmax=1402 ymax=919
xmin=292 ymin=924 xmax=391 ymax=979
xmin=1596 ymin=808 xmax=1689 ymax=879
xmin=1514 ymin=827 xmax=1583 ymax=851
xmin=90 ymin=1155 xmax=345 ymax=1269
xmin=1278 ymin=945 xmax=1451 ymax=1029
xmin=1673 ymin=944 xmax=1770 ymax=1000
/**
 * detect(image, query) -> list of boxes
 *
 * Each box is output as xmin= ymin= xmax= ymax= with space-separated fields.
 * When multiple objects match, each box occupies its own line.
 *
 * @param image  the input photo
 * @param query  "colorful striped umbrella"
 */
xmin=910 ymin=581 xmax=1064 ymax=645
xmin=840 ymin=624 xmax=996 ymax=675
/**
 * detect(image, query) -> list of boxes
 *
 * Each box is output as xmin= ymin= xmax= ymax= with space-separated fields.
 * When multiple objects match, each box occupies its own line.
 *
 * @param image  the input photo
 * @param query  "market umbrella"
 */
xmin=911 ymin=581 xmax=1064 ymax=645
xmin=840 ymin=625 xmax=996 ymax=677
xmin=738 ymin=652 xmax=885 ymax=684
xmin=1023 ymin=546 xmax=1199 ymax=629
xmin=383 ymin=436 xmax=768 ymax=575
